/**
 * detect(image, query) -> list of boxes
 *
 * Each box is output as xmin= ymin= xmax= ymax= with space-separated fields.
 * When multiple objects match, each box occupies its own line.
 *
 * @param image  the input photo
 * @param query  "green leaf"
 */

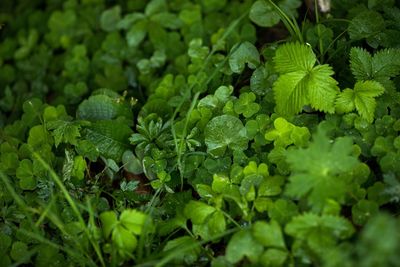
xmin=163 ymin=236 xmax=201 ymax=265
xmin=351 ymin=199 xmax=379 ymax=226
xmin=77 ymin=94 xmax=133 ymax=122
xmin=348 ymin=11 xmax=385 ymax=44
xmin=229 ymin=42 xmax=260 ymax=73
xmin=83 ymin=120 xmax=132 ymax=162
xmin=226 ymin=229 xmax=264 ymax=264
xmin=350 ymin=47 xmax=400 ymax=81
xmin=72 ymin=155 xmax=86 ymax=180
xmin=350 ymin=47 xmax=373 ymax=80
xmin=357 ymin=213 xmax=400 ymax=267
xmin=145 ymin=0 xmax=167 ymax=16
xmin=127 ymin=20 xmax=148 ymax=47
xmin=16 ymin=159 xmax=36 ymax=190
xmin=233 ymin=92 xmax=260 ymax=118
xmin=260 ymin=249 xmax=288 ymax=267
xmin=122 ymin=150 xmax=143 ymax=174
xmin=353 ymin=81 xmax=385 ymax=123
xmin=335 ymin=89 xmax=356 ymax=113
xmin=100 ymin=211 xmax=118 ymax=238
xmin=274 ymin=42 xmax=315 ymax=73
xmin=273 ymin=42 xmax=339 ymax=115
xmin=207 ymin=211 xmax=226 ymax=236
xmin=273 ymin=71 xmax=309 ymax=115
xmin=184 ymin=201 xmax=216 ymax=225
xmin=47 ymin=120 xmax=82 ymax=147
xmin=285 ymin=126 xmax=359 ymax=211
xmin=112 ymin=224 xmax=138 ymax=254
xmin=100 ymin=5 xmax=121 ymax=32
xmin=249 ymin=0 xmax=301 ymax=27
xmin=120 ymin=209 xmax=148 ymax=235
xmin=307 ymin=65 xmax=338 ymax=113
xmin=252 ymin=220 xmax=286 ymax=249
xmin=268 ymin=199 xmax=299 ymax=224
xmin=204 ymin=115 xmax=248 ymax=157
xmin=212 ymin=174 xmax=230 ymax=193
xmin=249 ymin=0 xmax=280 ymax=27
xmin=285 ymin=213 xmax=355 ymax=253
xmin=10 ymin=241 xmax=30 ymax=263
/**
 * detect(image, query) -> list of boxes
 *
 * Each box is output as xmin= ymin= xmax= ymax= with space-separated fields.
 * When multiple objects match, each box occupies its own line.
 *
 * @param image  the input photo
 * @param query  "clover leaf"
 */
xmin=233 ymin=92 xmax=260 ymax=118
xmin=204 ymin=115 xmax=248 ymax=157
xmin=229 ymin=42 xmax=260 ymax=73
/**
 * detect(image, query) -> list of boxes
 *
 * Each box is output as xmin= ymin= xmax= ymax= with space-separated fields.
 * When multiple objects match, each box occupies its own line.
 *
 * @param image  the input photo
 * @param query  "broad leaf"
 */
xmin=273 ymin=42 xmax=339 ymax=116
xmin=204 ymin=115 xmax=248 ymax=157
xmin=83 ymin=120 xmax=132 ymax=162
xmin=285 ymin=126 xmax=359 ymax=211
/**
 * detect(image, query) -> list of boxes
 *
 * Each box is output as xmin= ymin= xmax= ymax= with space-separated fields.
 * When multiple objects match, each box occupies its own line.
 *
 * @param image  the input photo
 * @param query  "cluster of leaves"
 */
xmin=1 ymin=0 xmax=400 ymax=266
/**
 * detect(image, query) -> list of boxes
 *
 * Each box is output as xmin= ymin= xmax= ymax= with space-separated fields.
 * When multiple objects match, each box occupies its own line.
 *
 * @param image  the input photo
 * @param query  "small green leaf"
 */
xmin=351 ymin=199 xmax=379 ymax=226
xmin=205 ymin=115 xmax=248 ymax=157
xmin=234 ymin=92 xmax=260 ymax=118
xmin=122 ymin=150 xmax=143 ymax=174
xmin=100 ymin=211 xmax=118 ymax=238
xmin=260 ymin=249 xmax=288 ymax=267
xmin=83 ymin=120 xmax=132 ymax=162
xmin=229 ymin=42 xmax=260 ymax=73
xmin=16 ymin=159 xmax=36 ymax=190
xmin=336 ymin=89 xmax=356 ymax=113
xmin=353 ymin=81 xmax=385 ymax=123
xmin=348 ymin=11 xmax=385 ymax=45
xmin=112 ymin=225 xmax=138 ymax=254
xmin=120 ymin=209 xmax=148 ymax=235
xmin=268 ymin=199 xmax=299 ymax=225
xmin=77 ymin=94 xmax=133 ymax=122
xmin=249 ymin=0 xmax=301 ymax=28
xmin=252 ymin=220 xmax=286 ymax=249
xmin=226 ymin=229 xmax=263 ymax=264
xmin=100 ymin=5 xmax=121 ymax=32
xmin=72 ymin=155 xmax=86 ymax=180
xmin=184 ymin=201 xmax=216 ymax=225
xmin=10 ymin=241 xmax=30 ymax=263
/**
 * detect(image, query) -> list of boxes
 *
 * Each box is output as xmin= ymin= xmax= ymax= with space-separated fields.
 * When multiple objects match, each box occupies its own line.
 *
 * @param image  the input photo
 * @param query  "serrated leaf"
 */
xmin=273 ymin=42 xmax=338 ymax=116
xmin=285 ymin=213 xmax=354 ymax=242
xmin=274 ymin=42 xmax=316 ymax=73
xmin=285 ymin=126 xmax=359 ymax=211
xmin=47 ymin=120 xmax=81 ymax=147
xmin=77 ymin=95 xmax=132 ymax=122
xmin=307 ymin=65 xmax=339 ymax=113
xmin=83 ymin=120 xmax=132 ymax=162
xmin=350 ymin=47 xmax=373 ymax=80
xmin=353 ymin=80 xmax=385 ymax=123
xmin=273 ymin=71 xmax=309 ymax=115
xmin=348 ymin=11 xmax=385 ymax=42
xmin=335 ymin=89 xmax=356 ymax=113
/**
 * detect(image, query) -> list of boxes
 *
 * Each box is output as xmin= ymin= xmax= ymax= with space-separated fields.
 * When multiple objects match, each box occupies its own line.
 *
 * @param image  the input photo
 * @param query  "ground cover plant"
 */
xmin=1 ymin=0 xmax=400 ymax=266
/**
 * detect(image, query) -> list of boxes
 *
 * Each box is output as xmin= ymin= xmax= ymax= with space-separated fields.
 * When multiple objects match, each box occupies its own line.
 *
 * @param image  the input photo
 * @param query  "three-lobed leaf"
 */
xmin=273 ymin=42 xmax=339 ymax=116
